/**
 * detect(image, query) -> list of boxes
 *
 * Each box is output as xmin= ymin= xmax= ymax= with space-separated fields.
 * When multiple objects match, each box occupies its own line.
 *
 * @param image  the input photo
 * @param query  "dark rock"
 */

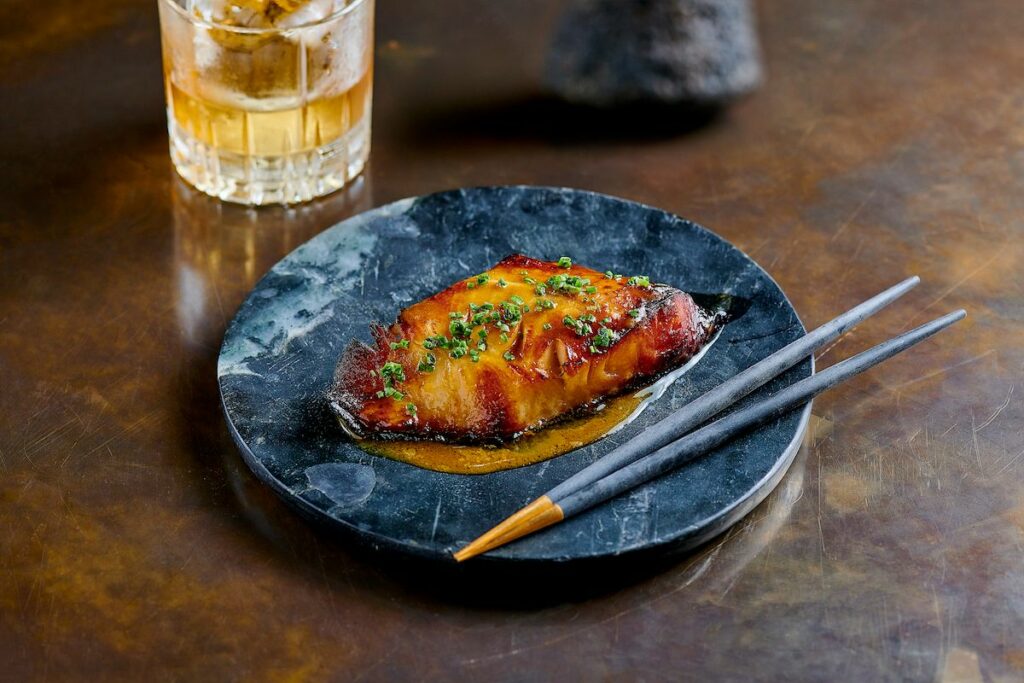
xmin=545 ymin=0 xmax=763 ymax=107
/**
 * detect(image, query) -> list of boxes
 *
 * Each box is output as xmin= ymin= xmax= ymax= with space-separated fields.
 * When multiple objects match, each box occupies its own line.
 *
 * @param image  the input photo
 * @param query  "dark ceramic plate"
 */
xmin=218 ymin=186 xmax=811 ymax=564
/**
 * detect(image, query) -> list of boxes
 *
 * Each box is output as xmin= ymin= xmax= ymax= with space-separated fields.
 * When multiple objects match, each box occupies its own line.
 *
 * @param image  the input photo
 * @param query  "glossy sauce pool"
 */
xmin=359 ymin=393 xmax=644 ymax=474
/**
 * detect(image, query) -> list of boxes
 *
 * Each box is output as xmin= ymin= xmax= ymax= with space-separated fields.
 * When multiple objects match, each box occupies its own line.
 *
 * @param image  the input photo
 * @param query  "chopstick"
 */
xmin=452 ymin=276 xmax=920 ymax=560
xmin=453 ymin=307 xmax=965 ymax=561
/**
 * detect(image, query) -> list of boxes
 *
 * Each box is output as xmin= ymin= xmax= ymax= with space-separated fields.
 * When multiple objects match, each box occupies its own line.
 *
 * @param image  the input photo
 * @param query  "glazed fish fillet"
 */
xmin=329 ymin=254 xmax=727 ymax=444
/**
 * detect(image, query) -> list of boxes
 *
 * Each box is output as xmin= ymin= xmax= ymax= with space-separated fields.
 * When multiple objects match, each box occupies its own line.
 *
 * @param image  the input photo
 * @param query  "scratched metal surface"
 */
xmin=1 ymin=0 xmax=1022 ymax=681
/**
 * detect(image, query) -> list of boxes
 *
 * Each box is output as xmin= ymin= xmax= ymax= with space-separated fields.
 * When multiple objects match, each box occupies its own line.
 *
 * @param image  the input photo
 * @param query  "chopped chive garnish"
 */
xmin=604 ymin=270 xmax=614 ymax=279
xmin=628 ymin=308 xmax=641 ymax=319
xmin=546 ymin=273 xmax=589 ymax=296
xmin=469 ymin=349 xmax=480 ymax=362
xmin=406 ymin=403 xmax=417 ymax=415
xmin=562 ymin=315 xmax=592 ymax=336
xmin=584 ymin=285 xmax=597 ymax=294
xmin=416 ymin=352 xmax=436 ymax=372
xmin=557 ymin=256 xmax=572 ymax=268
xmin=476 ymin=273 xmax=490 ymax=285
xmin=627 ymin=275 xmax=651 ymax=288
xmin=500 ymin=333 xmax=509 ymax=343
xmin=448 ymin=338 xmax=469 ymax=359
xmin=509 ymin=294 xmax=525 ymax=306
xmin=449 ymin=319 xmax=472 ymax=339
xmin=501 ymin=301 xmax=523 ymax=323
xmin=592 ymin=326 xmax=617 ymax=350
xmin=535 ymin=284 xmax=547 ymax=296
xmin=422 ymin=335 xmax=449 ymax=350
xmin=480 ymin=302 xmax=494 ymax=310
xmin=503 ymin=350 xmax=515 ymax=361
xmin=497 ymin=322 xmax=510 ymax=333
xmin=477 ymin=329 xmax=488 ymax=339
xmin=602 ymin=317 xmax=611 ymax=324
xmin=542 ymin=322 xmax=552 ymax=330
xmin=380 ymin=362 xmax=406 ymax=383
xmin=497 ymin=278 xmax=508 ymax=288
xmin=389 ymin=339 xmax=410 ymax=350
xmin=477 ymin=341 xmax=487 ymax=351
xmin=523 ymin=276 xmax=537 ymax=285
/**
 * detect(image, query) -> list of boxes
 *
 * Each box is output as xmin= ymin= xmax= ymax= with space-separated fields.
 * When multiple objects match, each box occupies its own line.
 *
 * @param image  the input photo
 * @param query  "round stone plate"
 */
xmin=218 ymin=186 xmax=811 ymax=564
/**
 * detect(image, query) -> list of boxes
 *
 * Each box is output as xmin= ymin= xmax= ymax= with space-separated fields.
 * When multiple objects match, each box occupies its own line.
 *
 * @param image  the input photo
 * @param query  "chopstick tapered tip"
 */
xmin=929 ymin=309 xmax=967 ymax=330
xmin=453 ymin=496 xmax=565 ymax=562
xmin=889 ymin=275 xmax=921 ymax=297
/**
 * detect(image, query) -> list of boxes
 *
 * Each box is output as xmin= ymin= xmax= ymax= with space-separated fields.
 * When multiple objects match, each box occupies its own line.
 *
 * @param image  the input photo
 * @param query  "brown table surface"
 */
xmin=3 ymin=0 xmax=1023 ymax=680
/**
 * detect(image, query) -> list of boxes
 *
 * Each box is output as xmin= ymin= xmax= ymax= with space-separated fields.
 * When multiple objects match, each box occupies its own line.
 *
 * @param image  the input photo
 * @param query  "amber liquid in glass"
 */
xmin=167 ymin=68 xmax=371 ymax=157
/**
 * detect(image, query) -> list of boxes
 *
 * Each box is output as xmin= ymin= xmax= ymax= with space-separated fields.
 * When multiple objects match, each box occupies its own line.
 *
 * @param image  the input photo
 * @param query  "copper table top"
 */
xmin=1 ymin=0 xmax=1022 ymax=680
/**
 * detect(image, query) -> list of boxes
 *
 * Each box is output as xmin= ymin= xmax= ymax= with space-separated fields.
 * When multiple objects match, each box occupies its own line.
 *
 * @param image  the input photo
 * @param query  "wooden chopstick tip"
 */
xmin=453 ymin=496 xmax=565 ymax=562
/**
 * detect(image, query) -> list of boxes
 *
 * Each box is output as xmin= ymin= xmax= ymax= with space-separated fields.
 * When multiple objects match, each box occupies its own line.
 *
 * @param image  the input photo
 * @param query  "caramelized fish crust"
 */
xmin=330 ymin=255 xmax=719 ymax=443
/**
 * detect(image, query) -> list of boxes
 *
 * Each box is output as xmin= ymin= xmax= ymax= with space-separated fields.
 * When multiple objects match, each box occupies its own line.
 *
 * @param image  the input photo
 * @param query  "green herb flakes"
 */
xmin=416 ymin=352 xmax=436 ymax=373
xmin=546 ymin=273 xmax=589 ymax=296
xmin=592 ymin=326 xmax=617 ymax=350
xmin=448 ymin=338 xmax=469 ymax=359
xmin=422 ymin=335 xmax=448 ymax=350
xmin=449 ymin=319 xmax=472 ymax=339
xmin=627 ymin=275 xmax=651 ymax=288
xmin=501 ymin=301 xmax=523 ymax=323
xmin=380 ymin=362 xmax=406 ymax=383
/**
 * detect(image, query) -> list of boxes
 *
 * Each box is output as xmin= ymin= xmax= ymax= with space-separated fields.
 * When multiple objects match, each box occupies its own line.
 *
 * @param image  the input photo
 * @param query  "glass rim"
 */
xmin=158 ymin=0 xmax=370 ymax=35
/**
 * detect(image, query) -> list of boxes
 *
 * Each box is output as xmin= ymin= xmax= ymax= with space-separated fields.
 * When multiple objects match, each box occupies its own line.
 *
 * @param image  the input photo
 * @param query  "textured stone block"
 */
xmin=546 ymin=0 xmax=763 ymax=107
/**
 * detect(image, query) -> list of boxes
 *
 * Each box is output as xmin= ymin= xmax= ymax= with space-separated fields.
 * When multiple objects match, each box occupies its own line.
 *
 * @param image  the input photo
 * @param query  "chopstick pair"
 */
xmin=453 ymin=277 xmax=965 ymax=561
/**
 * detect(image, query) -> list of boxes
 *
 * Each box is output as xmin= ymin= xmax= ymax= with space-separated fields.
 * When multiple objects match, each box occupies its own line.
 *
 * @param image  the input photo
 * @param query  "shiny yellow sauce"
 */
xmin=358 ymin=392 xmax=645 ymax=474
